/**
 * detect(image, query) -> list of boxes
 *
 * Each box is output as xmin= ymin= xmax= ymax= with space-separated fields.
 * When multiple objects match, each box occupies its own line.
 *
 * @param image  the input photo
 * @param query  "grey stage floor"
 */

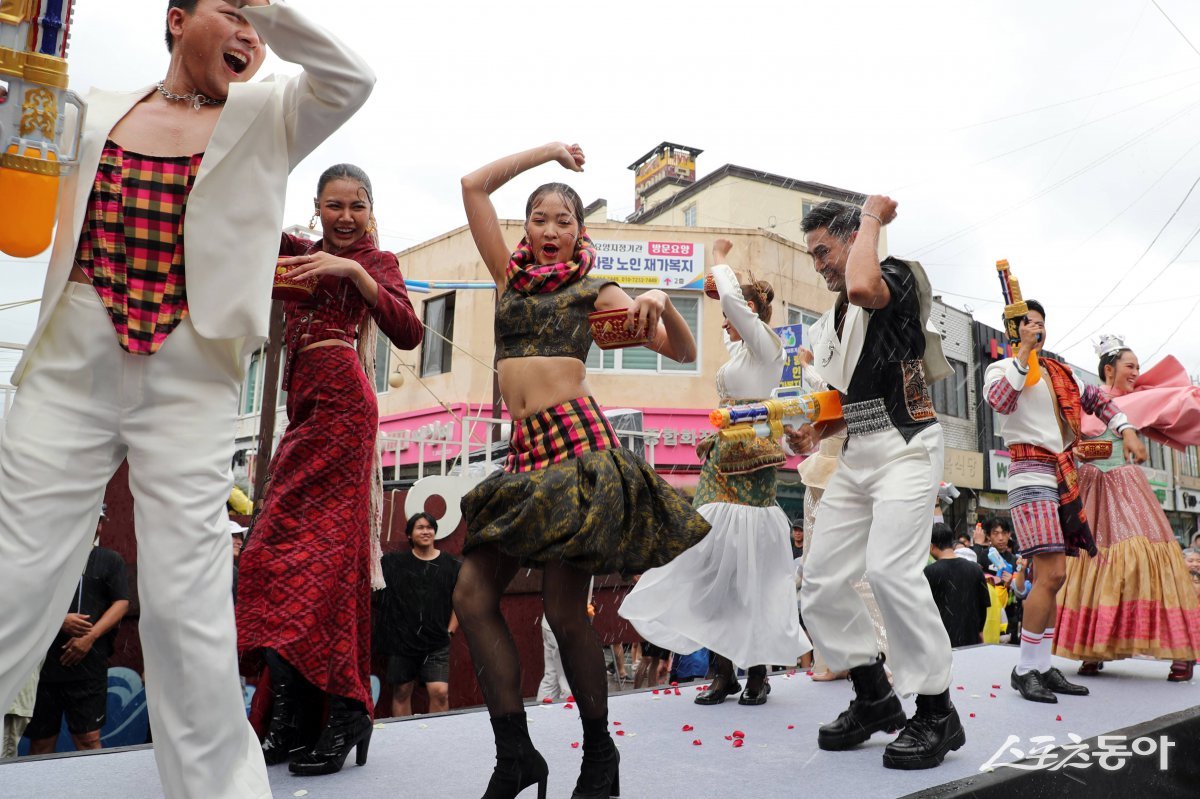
xmin=3 ymin=646 xmax=1197 ymax=799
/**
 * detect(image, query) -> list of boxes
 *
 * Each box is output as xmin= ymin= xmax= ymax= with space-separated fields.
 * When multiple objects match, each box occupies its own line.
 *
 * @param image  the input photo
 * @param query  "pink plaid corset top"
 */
xmin=75 ymin=139 xmax=204 ymax=355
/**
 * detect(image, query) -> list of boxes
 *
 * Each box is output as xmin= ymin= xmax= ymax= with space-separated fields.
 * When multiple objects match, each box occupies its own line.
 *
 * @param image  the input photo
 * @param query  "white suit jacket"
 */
xmin=13 ymin=0 xmax=375 ymax=384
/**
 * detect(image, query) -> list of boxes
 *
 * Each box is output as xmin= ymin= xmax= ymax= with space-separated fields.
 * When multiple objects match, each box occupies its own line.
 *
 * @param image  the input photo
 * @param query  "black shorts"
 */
xmin=640 ymin=641 xmax=671 ymax=661
xmin=387 ymin=645 xmax=450 ymax=685
xmin=26 ymin=677 xmax=108 ymax=738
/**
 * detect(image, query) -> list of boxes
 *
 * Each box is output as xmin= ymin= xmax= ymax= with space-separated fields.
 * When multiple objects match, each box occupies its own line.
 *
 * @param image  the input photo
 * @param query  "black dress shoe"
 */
xmin=1011 ymin=667 xmax=1057 ymax=703
xmin=1041 ymin=667 xmax=1089 ymax=696
xmin=882 ymin=691 xmax=966 ymax=770
xmin=818 ymin=656 xmax=906 ymax=751
xmin=694 ymin=679 xmax=741 ymax=705
xmin=737 ymin=680 xmax=770 ymax=706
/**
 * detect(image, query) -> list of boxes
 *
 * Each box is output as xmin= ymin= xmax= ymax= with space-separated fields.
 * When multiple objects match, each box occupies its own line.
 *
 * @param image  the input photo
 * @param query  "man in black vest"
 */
xmin=789 ymin=198 xmax=963 ymax=770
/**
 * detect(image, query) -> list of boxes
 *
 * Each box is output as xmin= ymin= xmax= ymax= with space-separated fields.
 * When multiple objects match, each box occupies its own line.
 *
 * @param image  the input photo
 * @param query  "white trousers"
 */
xmin=537 ymin=617 xmax=571 ymax=702
xmin=0 ymin=284 xmax=270 ymax=798
xmin=801 ymin=425 xmax=952 ymax=697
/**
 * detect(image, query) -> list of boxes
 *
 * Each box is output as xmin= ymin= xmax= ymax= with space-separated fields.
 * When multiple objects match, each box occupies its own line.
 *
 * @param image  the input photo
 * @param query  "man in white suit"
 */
xmin=0 ymin=2 xmax=374 ymax=796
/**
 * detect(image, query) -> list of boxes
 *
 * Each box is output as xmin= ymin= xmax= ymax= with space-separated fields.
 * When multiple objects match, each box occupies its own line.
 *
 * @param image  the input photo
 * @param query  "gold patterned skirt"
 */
xmin=462 ymin=396 xmax=710 ymax=576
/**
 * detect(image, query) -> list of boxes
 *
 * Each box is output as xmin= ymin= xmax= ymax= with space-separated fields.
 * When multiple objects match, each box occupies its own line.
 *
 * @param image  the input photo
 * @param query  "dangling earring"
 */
xmin=308 ymin=211 xmax=318 ymax=231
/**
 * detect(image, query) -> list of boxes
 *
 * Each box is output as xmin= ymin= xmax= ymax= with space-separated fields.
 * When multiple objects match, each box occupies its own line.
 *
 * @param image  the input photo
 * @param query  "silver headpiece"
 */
xmin=1093 ymin=334 xmax=1126 ymax=360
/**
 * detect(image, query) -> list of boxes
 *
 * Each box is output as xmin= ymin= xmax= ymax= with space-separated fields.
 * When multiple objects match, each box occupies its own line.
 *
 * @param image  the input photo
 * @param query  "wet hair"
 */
xmin=1098 ymin=347 xmax=1134 ymax=385
xmin=165 ymin=0 xmax=200 ymax=53
xmin=405 ymin=512 xmax=438 ymax=540
xmin=801 ymin=200 xmax=861 ymax=241
xmin=1013 ymin=299 xmax=1046 ymax=330
xmin=740 ymin=280 xmax=775 ymax=323
xmin=525 ymin=183 xmax=586 ymax=232
xmin=318 ymin=163 xmax=374 ymax=205
xmin=931 ymin=522 xmax=955 ymax=551
xmin=983 ymin=517 xmax=1010 ymax=535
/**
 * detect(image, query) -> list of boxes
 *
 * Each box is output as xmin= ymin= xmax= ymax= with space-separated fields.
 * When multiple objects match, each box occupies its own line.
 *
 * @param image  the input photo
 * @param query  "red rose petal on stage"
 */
xmin=671 ymin=682 xmax=679 ymax=687
xmin=787 ymin=725 xmax=795 ymax=730
xmin=969 ymin=713 xmax=976 ymax=718
xmin=732 ymin=730 xmax=745 ymax=739
xmin=1056 ymin=715 xmax=1062 ymax=721
xmin=564 ymin=703 xmax=574 ymax=710
xmin=571 ymin=742 xmax=579 ymax=748
xmin=681 ymin=724 xmax=694 ymax=732
xmin=674 ymin=688 xmax=681 ymax=696
xmin=567 ymin=695 xmax=575 ymax=702
xmin=724 ymin=735 xmax=733 ymax=741
xmin=612 ymin=721 xmax=622 ymax=726
xmin=616 ymin=730 xmax=626 ymax=736
xmin=992 ymin=684 xmax=1000 ymax=689
xmin=692 ymin=739 xmax=702 ymax=746
xmin=652 ymin=690 xmax=660 ymax=695
xmin=542 ymin=698 xmax=553 ymax=704
xmin=805 ymin=671 xmax=814 ymax=676
xmin=956 ymin=685 xmax=964 ymax=690
xmin=989 ymin=693 xmax=997 ymax=698
xmin=732 ymin=739 xmax=744 ymax=748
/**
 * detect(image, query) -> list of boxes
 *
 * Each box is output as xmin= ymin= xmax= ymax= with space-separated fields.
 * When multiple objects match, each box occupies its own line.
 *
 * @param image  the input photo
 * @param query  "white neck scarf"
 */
xmin=811 ymin=297 xmax=867 ymax=393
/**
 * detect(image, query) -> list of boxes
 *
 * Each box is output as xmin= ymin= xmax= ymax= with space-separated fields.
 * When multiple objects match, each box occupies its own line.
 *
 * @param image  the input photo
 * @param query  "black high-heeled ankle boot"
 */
xmin=571 ymin=716 xmax=620 ymax=799
xmin=260 ymin=650 xmax=307 ymax=765
xmin=482 ymin=713 xmax=548 ymax=799
xmin=289 ymin=695 xmax=372 ymax=776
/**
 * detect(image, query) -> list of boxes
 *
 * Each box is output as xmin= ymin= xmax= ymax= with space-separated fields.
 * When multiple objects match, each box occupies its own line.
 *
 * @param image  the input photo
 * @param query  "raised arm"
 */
xmin=711 ymin=243 xmax=781 ymax=364
xmin=845 ymin=195 xmax=896 ymax=309
xmin=461 ymin=143 xmax=585 ymax=289
xmin=240 ymin=1 xmax=376 ymax=169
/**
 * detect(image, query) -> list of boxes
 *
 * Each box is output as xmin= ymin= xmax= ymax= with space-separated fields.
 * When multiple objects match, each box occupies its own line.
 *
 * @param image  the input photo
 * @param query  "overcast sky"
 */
xmin=3 ymin=0 xmax=1200 ymax=383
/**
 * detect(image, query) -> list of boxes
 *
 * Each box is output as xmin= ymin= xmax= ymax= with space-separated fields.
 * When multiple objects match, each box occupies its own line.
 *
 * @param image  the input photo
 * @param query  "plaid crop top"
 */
xmin=494 ymin=277 xmax=615 ymax=362
xmin=76 ymin=140 xmax=203 ymax=355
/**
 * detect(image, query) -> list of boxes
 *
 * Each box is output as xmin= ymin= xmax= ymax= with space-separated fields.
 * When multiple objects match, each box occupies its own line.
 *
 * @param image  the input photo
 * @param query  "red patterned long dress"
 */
xmin=237 ymin=232 xmax=422 ymax=714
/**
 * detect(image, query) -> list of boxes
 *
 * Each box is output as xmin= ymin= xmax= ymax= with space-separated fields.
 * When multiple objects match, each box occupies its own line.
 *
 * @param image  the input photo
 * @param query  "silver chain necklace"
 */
xmin=156 ymin=81 xmax=225 ymax=111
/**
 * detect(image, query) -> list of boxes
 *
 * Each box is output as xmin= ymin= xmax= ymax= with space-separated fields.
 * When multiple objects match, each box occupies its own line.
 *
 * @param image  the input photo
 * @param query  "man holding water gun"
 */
xmin=786 ymin=198 xmax=962 ymax=771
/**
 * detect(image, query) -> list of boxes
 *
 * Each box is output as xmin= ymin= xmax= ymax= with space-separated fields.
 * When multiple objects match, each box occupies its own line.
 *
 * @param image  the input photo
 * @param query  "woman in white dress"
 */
xmin=621 ymin=239 xmax=811 ymax=706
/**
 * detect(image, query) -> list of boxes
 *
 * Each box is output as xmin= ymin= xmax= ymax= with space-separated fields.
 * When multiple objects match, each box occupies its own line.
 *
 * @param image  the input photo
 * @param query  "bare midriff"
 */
xmin=498 ymin=356 xmax=591 ymax=421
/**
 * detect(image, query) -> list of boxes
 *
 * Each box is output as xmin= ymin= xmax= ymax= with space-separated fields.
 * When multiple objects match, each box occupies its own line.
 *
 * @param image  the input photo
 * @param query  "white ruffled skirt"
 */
xmin=619 ymin=501 xmax=812 ymax=668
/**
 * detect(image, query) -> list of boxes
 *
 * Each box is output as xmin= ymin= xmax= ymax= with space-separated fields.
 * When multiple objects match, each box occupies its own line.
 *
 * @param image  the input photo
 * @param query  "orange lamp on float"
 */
xmin=0 ymin=0 xmax=83 ymax=258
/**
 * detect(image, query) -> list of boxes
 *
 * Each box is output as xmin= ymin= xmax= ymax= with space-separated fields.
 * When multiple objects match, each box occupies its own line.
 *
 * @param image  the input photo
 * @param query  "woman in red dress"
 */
xmin=236 ymin=163 xmax=422 ymax=775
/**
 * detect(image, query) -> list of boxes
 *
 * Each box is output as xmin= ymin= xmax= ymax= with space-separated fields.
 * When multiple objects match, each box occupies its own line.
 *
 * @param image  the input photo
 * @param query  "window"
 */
xmin=239 ymin=347 xmax=286 ymax=415
xmin=1147 ymin=439 xmax=1168 ymax=472
xmin=801 ymin=199 xmax=815 ymax=223
xmin=374 ymin=328 xmax=391 ymax=394
xmin=421 ymin=292 xmax=455 ymax=377
xmin=785 ymin=305 xmax=820 ymax=349
xmin=241 ymin=349 xmax=262 ymax=415
xmin=1181 ymin=446 xmax=1200 ymax=479
xmin=586 ymin=292 xmax=700 ymax=374
xmin=931 ymin=358 xmax=970 ymax=419
xmin=683 ymin=204 xmax=697 ymax=227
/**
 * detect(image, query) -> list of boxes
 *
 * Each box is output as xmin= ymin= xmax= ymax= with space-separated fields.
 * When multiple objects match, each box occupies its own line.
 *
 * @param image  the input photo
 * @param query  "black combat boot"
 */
xmin=817 ymin=655 xmax=906 ymax=751
xmin=883 ymin=689 xmax=966 ymax=770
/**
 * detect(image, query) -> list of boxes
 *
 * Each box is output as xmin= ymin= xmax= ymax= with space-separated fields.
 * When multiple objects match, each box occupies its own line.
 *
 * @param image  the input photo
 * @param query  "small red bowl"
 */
xmin=588 ymin=308 xmax=651 ymax=350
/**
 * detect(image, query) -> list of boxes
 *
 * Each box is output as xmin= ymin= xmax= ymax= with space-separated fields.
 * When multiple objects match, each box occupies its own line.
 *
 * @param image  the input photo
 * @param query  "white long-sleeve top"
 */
xmin=984 ymin=358 xmax=1131 ymax=453
xmin=711 ymin=264 xmax=786 ymax=401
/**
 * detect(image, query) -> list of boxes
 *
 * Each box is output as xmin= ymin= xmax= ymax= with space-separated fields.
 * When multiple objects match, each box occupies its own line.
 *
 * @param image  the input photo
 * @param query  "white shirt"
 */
xmin=712 ymin=264 xmax=785 ymax=401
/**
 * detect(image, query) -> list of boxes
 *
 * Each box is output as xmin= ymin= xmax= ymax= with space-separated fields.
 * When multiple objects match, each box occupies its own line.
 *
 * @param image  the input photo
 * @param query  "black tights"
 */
xmin=710 ymin=654 xmax=767 ymax=692
xmin=453 ymin=545 xmax=607 ymax=721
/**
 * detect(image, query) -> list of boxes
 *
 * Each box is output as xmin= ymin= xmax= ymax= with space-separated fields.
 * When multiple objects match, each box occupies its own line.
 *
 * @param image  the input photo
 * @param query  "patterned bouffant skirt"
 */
xmin=463 ymin=396 xmax=710 ymax=576
xmin=236 ymin=346 xmax=375 ymax=713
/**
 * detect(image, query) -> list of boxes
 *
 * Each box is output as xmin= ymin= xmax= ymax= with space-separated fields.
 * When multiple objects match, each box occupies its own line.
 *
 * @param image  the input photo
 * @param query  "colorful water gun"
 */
xmin=987 ymin=546 xmax=1014 ymax=579
xmin=709 ymin=387 xmax=842 ymax=443
xmin=995 ymin=259 xmax=1041 ymax=386
xmin=0 ymin=0 xmax=85 ymax=257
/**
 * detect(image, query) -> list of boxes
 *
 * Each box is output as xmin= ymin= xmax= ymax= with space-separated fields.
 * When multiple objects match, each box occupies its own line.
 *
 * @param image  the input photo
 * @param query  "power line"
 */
xmin=1152 ymin=0 xmax=1200 ymax=59
xmin=1143 ymin=293 xmax=1200 ymax=361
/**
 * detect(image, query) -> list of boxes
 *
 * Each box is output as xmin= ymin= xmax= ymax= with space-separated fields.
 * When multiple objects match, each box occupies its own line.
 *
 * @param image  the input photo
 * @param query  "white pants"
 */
xmin=0 ymin=284 xmax=270 ymax=798
xmin=801 ymin=425 xmax=952 ymax=697
xmin=537 ymin=616 xmax=571 ymax=702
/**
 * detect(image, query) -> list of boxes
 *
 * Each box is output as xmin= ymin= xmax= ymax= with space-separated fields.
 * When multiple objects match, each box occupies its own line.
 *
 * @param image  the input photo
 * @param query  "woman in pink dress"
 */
xmin=1055 ymin=337 xmax=1200 ymax=681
